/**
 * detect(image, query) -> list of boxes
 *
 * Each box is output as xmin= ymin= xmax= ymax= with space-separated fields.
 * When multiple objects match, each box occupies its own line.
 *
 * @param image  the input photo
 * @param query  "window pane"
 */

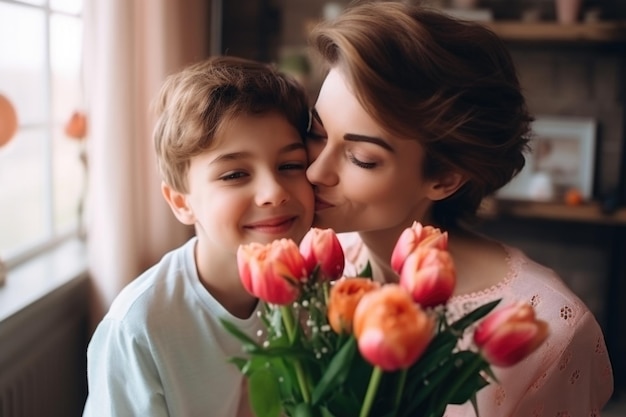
xmin=16 ymin=0 xmax=46 ymax=6
xmin=0 ymin=129 xmax=49 ymax=257
xmin=53 ymin=129 xmax=84 ymax=232
xmin=0 ymin=3 xmax=47 ymax=125
xmin=51 ymin=0 xmax=82 ymax=14
xmin=50 ymin=13 xmax=83 ymax=124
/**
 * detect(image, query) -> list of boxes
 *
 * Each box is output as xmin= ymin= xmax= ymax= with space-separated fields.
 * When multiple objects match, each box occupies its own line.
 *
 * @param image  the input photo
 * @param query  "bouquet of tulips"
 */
xmin=223 ymin=223 xmax=548 ymax=417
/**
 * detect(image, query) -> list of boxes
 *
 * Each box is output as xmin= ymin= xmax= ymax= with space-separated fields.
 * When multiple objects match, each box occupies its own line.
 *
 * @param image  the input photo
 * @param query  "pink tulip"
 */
xmin=474 ymin=301 xmax=549 ymax=367
xmin=237 ymin=239 xmax=308 ymax=305
xmin=353 ymin=284 xmax=435 ymax=371
xmin=399 ymin=247 xmax=456 ymax=308
xmin=299 ymin=228 xmax=345 ymax=281
xmin=390 ymin=222 xmax=448 ymax=274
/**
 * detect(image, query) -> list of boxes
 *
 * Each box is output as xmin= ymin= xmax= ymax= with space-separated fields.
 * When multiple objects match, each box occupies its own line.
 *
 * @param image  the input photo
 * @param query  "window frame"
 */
xmin=0 ymin=0 xmax=84 ymax=274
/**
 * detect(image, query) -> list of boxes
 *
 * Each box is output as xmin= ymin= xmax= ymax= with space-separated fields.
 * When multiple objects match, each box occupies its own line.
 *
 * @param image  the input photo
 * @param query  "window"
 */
xmin=0 ymin=0 xmax=84 ymax=270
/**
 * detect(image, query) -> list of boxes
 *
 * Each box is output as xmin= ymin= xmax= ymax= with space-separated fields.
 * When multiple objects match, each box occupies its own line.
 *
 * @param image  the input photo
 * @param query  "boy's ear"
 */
xmin=161 ymin=182 xmax=196 ymax=225
xmin=426 ymin=171 xmax=467 ymax=201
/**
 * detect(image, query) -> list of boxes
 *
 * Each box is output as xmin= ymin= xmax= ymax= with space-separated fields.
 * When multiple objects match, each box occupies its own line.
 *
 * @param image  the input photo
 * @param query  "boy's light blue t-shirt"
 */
xmin=83 ymin=237 xmax=262 ymax=417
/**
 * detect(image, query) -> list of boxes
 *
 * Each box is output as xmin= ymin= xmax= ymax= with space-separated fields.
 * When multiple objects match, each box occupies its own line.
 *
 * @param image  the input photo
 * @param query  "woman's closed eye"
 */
xmin=348 ymin=152 xmax=377 ymax=169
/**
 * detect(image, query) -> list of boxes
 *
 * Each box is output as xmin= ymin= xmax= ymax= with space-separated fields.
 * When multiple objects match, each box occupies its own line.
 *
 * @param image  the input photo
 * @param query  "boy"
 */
xmin=83 ymin=56 xmax=314 ymax=416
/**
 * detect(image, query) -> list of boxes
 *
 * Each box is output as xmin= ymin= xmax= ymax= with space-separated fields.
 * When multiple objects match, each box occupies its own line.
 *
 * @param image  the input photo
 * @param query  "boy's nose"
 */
xmin=255 ymin=178 xmax=290 ymax=207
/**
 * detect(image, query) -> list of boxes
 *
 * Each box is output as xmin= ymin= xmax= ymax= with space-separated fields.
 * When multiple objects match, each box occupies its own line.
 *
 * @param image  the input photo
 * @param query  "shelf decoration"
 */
xmin=64 ymin=110 xmax=89 ymax=239
xmin=497 ymin=116 xmax=596 ymax=204
xmin=555 ymin=0 xmax=582 ymax=24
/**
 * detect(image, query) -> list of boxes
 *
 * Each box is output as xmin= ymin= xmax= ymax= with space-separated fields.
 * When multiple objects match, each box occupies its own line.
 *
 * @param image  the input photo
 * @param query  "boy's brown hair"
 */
xmin=153 ymin=56 xmax=310 ymax=193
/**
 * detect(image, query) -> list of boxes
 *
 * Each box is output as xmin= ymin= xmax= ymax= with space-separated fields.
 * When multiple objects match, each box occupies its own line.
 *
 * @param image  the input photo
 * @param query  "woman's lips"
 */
xmin=315 ymin=197 xmax=334 ymax=211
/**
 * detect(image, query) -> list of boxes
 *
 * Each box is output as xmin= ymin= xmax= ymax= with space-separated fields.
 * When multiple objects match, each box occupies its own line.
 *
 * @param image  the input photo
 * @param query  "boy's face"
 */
xmin=165 ymin=112 xmax=314 ymax=256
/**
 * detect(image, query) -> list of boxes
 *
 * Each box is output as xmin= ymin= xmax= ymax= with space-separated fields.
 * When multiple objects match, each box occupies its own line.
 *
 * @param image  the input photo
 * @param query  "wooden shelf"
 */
xmin=483 ymin=21 xmax=626 ymax=43
xmin=479 ymin=198 xmax=626 ymax=226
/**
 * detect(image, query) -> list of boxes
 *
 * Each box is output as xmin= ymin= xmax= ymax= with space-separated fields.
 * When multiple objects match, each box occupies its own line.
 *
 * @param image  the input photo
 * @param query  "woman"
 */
xmin=305 ymin=2 xmax=613 ymax=416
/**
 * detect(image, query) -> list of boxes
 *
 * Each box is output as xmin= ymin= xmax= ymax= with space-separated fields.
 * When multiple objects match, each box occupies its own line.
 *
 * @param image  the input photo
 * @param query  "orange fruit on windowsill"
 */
xmin=564 ymin=188 xmax=584 ymax=206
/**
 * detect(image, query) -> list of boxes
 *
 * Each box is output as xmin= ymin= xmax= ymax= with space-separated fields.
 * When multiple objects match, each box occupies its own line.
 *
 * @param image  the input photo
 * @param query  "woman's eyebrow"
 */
xmin=311 ymin=107 xmax=393 ymax=152
xmin=344 ymin=134 xmax=394 ymax=152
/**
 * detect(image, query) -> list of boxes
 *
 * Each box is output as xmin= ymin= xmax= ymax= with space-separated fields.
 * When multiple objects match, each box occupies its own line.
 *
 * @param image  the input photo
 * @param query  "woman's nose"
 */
xmin=306 ymin=146 xmax=339 ymax=187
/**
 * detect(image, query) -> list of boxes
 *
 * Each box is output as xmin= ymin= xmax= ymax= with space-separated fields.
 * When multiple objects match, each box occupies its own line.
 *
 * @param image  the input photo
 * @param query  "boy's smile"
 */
xmin=243 ymin=214 xmax=300 ymax=235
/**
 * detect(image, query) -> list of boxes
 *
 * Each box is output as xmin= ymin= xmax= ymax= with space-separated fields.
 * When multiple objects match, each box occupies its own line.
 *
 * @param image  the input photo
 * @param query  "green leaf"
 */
xmin=227 ymin=357 xmax=249 ymax=372
xmin=248 ymin=368 xmax=282 ymax=417
xmin=220 ymin=319 xmax=262 ymax=349
xmin=446 ymin=352 xmax=490 ymax=404
xmin=398 ymin=356 xmax=457 ymax=417
xmin=311 ymin=337 xmax=358 ymax=405
xmin=293 ymin=402 xmax=315 ymax=417
xmin=357 ymin=261 xmax=373 ymax=278
xmin=319 ymin=406 xmax=338 ymax=417
xmin=405 ymin=331 xmax=457 ymax=383
xmin=450 ymin=299 xmax=501 ymax=332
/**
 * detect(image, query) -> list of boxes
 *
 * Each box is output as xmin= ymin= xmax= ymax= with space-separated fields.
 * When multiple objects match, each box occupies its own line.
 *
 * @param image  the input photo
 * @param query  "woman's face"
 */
xmin=306 ymin=68 xmax=441 ymax=234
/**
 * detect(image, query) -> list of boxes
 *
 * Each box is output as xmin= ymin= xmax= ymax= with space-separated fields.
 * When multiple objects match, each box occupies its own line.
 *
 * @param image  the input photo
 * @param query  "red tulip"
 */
xmin=327 ymin=277 xmax=380 ymax=334
xmin=299 ymin=228 xmax=345 ymax=281
xmin=399 ymin=247 xmax=456 ymax=308
xmin=390 ymin=222 xmax=448 ymax=274
xmin=353 ymin=284 xmax=435 ymax=371
xmin=65 ymin=111 xmax=88 ymax=140
xmin=474 ymin=301 xmax=549 ymax=367
xmin=237 ymin=239 xmax=308 ymax=305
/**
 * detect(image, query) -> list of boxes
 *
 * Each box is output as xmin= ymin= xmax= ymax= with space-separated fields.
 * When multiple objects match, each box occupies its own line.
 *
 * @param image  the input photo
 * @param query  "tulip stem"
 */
xmin=280 ymin=306 xmax=311 ymax=404
xmin=360 ymin=366 xmax=383 ymax=417
xmin=393 ymin=368 xmax=408 ymax=413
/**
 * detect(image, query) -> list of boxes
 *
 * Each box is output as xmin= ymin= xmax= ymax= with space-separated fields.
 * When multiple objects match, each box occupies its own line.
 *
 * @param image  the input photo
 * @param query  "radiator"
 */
xmin=0 ymin=276 xmax=89 ymax=417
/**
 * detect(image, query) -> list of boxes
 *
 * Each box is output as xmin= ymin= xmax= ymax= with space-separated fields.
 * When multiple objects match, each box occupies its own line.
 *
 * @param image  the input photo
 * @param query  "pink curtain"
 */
xmin=83 ymin=0 xmax=211 ymax=327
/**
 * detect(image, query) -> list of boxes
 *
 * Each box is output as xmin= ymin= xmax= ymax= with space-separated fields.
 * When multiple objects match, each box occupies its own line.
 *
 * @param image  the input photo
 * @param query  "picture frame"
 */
xmin=496 ymin=116 xmax=597 ymax=202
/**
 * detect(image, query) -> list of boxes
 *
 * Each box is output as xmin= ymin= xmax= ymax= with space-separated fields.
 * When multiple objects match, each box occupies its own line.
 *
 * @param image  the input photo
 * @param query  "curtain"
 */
xmin=83 ymin=0 xmax=211 ymax=327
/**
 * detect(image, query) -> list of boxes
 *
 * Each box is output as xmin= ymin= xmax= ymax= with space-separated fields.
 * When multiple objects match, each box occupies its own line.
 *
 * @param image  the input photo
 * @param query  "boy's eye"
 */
xmin=220 ymin=171 xmax=248 ymax=181
xmin=280 ymin=162 xmax=306 ymax=171
xmin=348 ymin=153 xmax=377 ymax=169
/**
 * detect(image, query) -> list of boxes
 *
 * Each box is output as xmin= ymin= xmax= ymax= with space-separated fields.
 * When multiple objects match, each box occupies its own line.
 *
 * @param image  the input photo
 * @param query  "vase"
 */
xmin=555 ymin=0 xmax=582 ymax=24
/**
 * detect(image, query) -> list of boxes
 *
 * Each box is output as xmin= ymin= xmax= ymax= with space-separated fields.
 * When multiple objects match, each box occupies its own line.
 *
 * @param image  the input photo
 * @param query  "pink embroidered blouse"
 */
xmin=338 ymin=232 xmax=614 ymax=417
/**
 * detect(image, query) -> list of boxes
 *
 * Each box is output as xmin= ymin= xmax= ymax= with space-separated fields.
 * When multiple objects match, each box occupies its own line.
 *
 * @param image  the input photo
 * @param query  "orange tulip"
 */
xmin=65 ymin=111 xmax=88 ymax=140
xmin=390 ymin=222 xmax=448 ymax=274
xmin=299 ymin=228 xmax=345 ymax=281
xmin=237 ymin=239 xmax=307 ymax=305
xmin=353 ymin=284 xmax=435 ymax=371
xmin=474 ymin=301 xmax=549 ymax=367
xmin=399 ymin=247 xmax=456 ymax=308
xmin=0 ymin=94 xmax=18 ymax=148
xmin=327 ymin=277 xmax=380 ymax=334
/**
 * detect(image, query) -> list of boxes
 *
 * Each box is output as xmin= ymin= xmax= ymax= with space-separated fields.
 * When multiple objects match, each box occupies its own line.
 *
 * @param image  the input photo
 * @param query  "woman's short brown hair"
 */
xmin=310 ymin=1 xmax=533 ymax=227
xmin=153 ymin=56 xmax=310 ymax=192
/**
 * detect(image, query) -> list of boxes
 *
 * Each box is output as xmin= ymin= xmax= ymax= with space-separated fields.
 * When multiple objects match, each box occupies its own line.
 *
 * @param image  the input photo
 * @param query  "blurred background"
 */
xmin=0 ymin=0 xmax=625 ymax=415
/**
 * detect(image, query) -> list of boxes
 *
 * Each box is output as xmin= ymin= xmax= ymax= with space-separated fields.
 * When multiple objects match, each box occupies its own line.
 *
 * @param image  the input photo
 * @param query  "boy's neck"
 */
xmin=194 ymin=241 xmax=258 ymax=319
